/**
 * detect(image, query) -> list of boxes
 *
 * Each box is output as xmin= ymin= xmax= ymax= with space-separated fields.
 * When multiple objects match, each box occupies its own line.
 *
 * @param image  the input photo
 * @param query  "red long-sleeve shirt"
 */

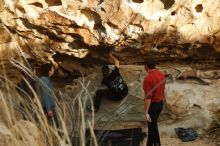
xmin=143 ymin=69 xmax=165 ymax=102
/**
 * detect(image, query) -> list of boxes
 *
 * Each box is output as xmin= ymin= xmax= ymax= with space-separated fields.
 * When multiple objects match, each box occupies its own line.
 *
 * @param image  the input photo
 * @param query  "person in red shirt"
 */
xmin=143 ymin=60 xmax=165 ymax=146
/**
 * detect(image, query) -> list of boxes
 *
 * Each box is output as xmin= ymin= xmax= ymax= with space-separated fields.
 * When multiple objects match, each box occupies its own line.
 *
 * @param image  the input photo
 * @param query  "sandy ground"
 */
xmin=140 ymin=136 xmax=216 ymax=146
xmin=161 ymin=137 xmax=215 ymax=146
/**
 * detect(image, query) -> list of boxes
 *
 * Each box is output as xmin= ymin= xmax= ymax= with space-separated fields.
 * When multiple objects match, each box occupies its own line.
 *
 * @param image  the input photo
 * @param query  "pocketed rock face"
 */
xmin=0 ymin=0 xmax=220 ymax=74
xmin=0 ymin=24 xmax=23 ymax=85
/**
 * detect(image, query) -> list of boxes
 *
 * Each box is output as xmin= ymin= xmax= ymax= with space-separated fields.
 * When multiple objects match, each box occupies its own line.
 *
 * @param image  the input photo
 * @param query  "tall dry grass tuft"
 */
xmin=0 ymin=22 xmax=98 ymax=146
xmin=0 ymin=59 xmax=99 ymax=146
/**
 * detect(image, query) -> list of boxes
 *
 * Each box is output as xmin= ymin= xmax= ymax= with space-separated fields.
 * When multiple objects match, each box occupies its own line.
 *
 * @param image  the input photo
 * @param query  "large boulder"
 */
xmin=61 ymin=65 xmax=220 ymax=133
xmin=0 ymin=122 xmax=17 ymax=146
xmin=0 ymin=120 xmax=46 ymax=146
xmin=11 ymin=120 xmax=46 ymax=146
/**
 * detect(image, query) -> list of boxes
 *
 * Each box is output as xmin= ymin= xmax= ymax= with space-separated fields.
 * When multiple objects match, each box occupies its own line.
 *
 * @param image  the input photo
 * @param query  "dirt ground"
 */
xmin=141 ymin=136 xmax=216 ymax=146
xmin=161 ymin=137 xmax=215 ymax=146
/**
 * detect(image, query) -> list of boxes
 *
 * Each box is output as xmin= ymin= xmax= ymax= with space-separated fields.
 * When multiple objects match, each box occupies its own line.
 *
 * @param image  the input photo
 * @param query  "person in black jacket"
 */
xmin=87 ymin=53 xmax=128 ymax=112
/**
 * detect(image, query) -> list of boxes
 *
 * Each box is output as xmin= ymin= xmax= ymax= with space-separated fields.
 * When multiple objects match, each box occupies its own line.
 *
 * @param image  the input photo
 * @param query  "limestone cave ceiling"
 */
xmin=0 ymin=0 xmax=220 ymax=77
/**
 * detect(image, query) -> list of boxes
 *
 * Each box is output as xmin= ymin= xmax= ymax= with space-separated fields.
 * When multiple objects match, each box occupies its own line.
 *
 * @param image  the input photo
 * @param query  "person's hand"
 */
xmin=109 ymin=51 xmax=119 ymax=67
xmin=47 ymin=111 xmax=53 ymax=117
xmin=109 ymin=52 xmax=113 ymax=58
xmin=145 ymin=112 xmax=152 ymax=122
xmin=58 ymin=90 xmax=62 ymax=97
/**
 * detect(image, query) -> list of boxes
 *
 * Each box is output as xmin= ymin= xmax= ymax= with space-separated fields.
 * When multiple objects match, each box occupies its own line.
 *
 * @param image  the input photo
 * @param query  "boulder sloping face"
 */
xmin=62 ymin=65 xmax=220 ymax=133
xmin=0 ymin=0 xmax=220 ymax=66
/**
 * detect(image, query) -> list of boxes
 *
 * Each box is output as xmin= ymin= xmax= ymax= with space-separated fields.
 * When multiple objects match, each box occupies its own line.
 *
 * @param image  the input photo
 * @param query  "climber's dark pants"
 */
xmin=93 ymin=86 xmax=124 ymax=110
xmin=147 ymin=101 xmax=163 ymax=146
xmin=94 ymin=88 xmax=122 ymax=110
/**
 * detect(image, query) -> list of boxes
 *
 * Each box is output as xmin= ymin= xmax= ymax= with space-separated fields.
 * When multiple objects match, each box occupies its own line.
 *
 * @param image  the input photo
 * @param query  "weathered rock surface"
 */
xmin=0 ymin=0 xmax=220 ymax=77
xmin=0 ymin=24 xmax=23 ymax=85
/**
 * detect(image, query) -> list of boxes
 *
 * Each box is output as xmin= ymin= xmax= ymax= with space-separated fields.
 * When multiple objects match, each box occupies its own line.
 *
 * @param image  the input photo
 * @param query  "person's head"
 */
xmin=144 ymin=60 xmax=156 ymax=72
xmin=41 ymin=63 xmax=55 ymax=77
xmin=102 ymin=65 xmax=110 ymax=77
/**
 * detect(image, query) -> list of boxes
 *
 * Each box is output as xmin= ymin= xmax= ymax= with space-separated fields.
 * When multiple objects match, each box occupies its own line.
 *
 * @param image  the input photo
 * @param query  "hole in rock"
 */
xmin=160 ymin=0 xmax=175 ymax=10
xmin=15 ymin=5 xmax=26 ymax=13
xmin=132 ymin=0 xmax=144 ymax=3
xmin=171 ymin=11 xmax=176 ymax=16
xmin=45 ymin=0 xmax=62 ymax=6
xmin=107 ymin=22 xmax=118 ymax=29
xmin=101 ymin=8 xmax=105 ymax=12
xmin=195 ymin=4 xmax=203 ymax=13
xmin=29 ymin=2 xmax=43 ymax=8
xmin=193 ymin=104 xmax=202 ymax=109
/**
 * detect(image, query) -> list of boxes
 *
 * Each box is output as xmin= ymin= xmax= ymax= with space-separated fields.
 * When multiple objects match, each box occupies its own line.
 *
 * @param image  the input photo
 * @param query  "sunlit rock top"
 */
xmin=0 ymin=0 xmax=220 ymax=78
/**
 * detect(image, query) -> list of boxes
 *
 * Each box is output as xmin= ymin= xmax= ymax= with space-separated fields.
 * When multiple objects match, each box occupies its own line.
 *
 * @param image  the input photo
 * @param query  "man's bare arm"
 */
xmin=145 ymin=98 xmax=152 ymax=122
xmin=109 ymin=53 xmax=119 ymax=68
xmin=145 ymin=98 xmax=151 ymax=113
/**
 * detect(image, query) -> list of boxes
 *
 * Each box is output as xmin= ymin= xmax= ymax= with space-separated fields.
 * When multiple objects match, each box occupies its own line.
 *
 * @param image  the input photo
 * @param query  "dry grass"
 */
xmin=0 ymin=65 xmax=98 ymax=146
xmin=0 ymin=49 xmax=99 ymax=146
